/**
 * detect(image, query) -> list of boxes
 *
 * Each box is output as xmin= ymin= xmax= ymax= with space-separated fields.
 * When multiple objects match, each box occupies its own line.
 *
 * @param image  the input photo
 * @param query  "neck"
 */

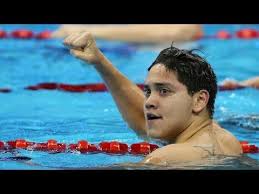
xmin=174 ymin=115 xmax=212 ymax=144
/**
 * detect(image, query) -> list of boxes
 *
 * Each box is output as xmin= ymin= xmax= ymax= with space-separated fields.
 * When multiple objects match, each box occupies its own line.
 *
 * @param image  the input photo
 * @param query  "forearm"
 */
xmin=93 ymin=52 xmax=147 ymax=134
xmin=64 ymin=31 xmax=147 ymax=134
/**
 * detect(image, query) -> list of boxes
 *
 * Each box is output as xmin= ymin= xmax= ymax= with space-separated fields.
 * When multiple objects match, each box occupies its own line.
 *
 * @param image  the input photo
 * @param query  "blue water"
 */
xmin=0 ymin=24 xmax=259 ymax=169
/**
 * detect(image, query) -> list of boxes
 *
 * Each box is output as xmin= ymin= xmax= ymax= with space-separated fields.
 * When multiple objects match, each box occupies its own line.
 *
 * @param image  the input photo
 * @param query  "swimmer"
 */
xmin=63 ymin=32 xmax=242 ymax=165
xmin=53 ymin=24 xmax=203 ymax=44
xmin=220 ymin=77 xmax=259 ymax=90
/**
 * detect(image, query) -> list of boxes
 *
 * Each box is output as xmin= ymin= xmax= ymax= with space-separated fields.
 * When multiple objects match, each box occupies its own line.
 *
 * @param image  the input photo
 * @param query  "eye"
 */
xmin=159 ymin=88 xmax=170 ymax=95
xmin=143 ymin=88 xmax=151 ymax=97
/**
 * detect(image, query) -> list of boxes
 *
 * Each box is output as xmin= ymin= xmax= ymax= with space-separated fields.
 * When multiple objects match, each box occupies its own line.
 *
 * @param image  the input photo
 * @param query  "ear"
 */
xmin=192 ymin=90 xmax=210 ymax=114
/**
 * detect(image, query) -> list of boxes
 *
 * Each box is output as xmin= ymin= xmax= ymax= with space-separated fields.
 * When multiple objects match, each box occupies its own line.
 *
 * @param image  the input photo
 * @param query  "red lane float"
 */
xmin=0 ymin=141 xmax=5 ymax=149
xmin=99 ymin=141 xmax=128 ymax=154
xmin=7 ymin=139 xmax=30 ymax=149
xmin=47 ymin=139 xmax=58 ymax=150
xmin=216 ymin=30 xmax=232 ymax=39
xmin=33 ymin=142 xmax=66 ymax=152
xmin=32 ymin=143 xmax=48 ymax=151
xmin=15 ymin=139 xmax=28 ymax=149
xmin=11 ymin=29 xmax=34 ymax=39
xmin=69 ymin=140 xmax=98 ymax=153
xmin=193 ymin=31 xmax=204 ymax=40
xmin=136 ymin=84 xmax=145 ymax=90
xmin=35 ymin=31 xmax=51 ymax=39
xmin=240 ymin=141 xmax=259 ymax=153
xmin=130 ymin=142 xmax=159 ymax=155
xmin=59 ymin=83 xmax=107 ymax=92
xmin=0 ymin=30 xmax=7 ymax=38
xmin=236 ymin=29 xmax=258 ymax=39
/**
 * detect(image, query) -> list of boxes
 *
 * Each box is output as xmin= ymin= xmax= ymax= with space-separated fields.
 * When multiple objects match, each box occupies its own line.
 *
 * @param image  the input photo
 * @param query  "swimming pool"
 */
xmin=0 ymin=24 xmax=259 ymax=169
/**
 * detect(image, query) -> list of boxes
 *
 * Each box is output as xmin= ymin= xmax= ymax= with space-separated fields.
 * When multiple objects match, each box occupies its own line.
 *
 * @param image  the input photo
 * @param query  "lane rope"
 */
xmin=0 ymin=139 xmax=159 ymax=155
xmin=0 ymin=139 xmax=257 ymax=154
xmin=1 ymin=82 xmax=258 ymax=94
xmin=1 ymin=28 xmax=259 ymax=40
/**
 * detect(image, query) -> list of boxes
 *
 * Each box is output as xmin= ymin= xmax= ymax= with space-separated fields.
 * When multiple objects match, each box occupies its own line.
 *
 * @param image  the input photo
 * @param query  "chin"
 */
xmin=148 ymin=127 xmax=177 ymax=142
xmin=147 ymin=128 xmax=165 ymax=139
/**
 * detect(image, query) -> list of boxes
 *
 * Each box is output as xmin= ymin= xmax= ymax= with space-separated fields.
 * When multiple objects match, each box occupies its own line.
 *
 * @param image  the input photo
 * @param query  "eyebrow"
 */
xmin=144 ymin=82 xmax=176 ymax=89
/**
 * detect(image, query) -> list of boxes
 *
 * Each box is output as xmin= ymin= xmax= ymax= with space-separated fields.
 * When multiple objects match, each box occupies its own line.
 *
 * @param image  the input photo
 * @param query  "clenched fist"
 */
xmin=63 ymin=32 xmax=103 ymax=65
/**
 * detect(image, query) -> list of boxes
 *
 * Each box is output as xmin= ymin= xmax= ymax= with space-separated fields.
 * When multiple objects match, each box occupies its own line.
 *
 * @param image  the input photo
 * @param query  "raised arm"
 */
xmin=63 ymin=32 xmax=147 ymax=135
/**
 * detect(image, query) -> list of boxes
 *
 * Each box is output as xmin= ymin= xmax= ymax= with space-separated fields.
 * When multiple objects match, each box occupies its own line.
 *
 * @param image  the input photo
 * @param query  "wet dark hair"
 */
xmin=148 ymin=44 xmax=217 ymax=118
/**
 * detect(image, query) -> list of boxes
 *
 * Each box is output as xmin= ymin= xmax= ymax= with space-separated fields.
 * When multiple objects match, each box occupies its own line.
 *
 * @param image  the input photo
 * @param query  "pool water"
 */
xmin=0 ymin=24 xmax=259 ymax=169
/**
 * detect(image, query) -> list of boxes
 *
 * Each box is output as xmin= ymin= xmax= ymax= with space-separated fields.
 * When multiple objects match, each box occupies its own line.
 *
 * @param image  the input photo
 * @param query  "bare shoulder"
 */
xmin=142 ymin=143 xmax=210 ymax=165
xmin=213 ymin=125 xmax=242 ymax=155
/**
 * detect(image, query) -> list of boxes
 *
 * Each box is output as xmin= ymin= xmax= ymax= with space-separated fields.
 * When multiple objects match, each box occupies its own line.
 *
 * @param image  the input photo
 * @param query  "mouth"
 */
xmin=146 ymin=113 xmax=162 ymax=120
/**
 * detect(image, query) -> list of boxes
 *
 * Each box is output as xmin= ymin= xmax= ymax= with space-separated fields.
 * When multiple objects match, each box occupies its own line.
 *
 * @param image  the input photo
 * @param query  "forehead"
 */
xmin=145 ymin=64 xmax=180 ymax=86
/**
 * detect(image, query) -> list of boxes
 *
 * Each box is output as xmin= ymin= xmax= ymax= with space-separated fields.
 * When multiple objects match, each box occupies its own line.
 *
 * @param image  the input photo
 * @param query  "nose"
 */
xmin=145 ymin=94 xmax=158 ymax=110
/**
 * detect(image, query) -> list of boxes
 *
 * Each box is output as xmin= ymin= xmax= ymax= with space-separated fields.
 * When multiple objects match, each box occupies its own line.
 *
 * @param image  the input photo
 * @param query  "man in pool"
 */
xmin=220 ymin=76 xmax=259 ymax=90
xmin=63 ymin=32 xmax=242 ymax=165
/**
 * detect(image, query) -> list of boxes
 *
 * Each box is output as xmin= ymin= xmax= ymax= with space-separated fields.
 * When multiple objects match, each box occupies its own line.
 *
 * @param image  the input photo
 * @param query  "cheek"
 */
xmin=162 ymin=95 xmax=193 ymax=121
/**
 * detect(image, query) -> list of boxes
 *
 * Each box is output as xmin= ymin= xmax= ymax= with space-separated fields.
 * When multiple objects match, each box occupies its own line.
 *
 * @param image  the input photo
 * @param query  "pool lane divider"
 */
xmin=0 ymin=139 xmax=257 ymax=154
xmin=25 ymin=83 xmax=111 ymax=92
xmin=0 ymin=88 xmax=12 ymax=93
xmin=240 ymin=141 xmax=259 ymax=153
xmin=0 ymin=139 xmax=159 ymax=155
xmin=0 ymin=83 xmax=144 ymax=93
xmin=195 ymin=28 xmax=259 ymax=40
xmin=0 ymin=82 xmax=258 ymax=94
xmin=1 ymin=28 xmax=259 ymax=40
xmin=0 ymin=29 xmax=51 ymax=39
